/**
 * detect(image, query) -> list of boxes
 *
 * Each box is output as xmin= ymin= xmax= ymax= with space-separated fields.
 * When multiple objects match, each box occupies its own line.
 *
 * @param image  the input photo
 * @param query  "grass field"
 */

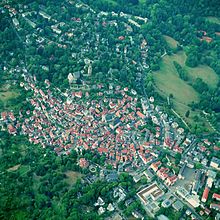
xmin=206 ymin=16 xmax=220 ymax=25
xmin=0 ymin=84 xmax=20 ymax=112
xmin=186 ymin=65 xmax=219 ymax=89
xmin=0 ymin=89 xmax=19 ymax=102
xmin=153 ymin=51 xmax=217 ymax=132
xmin=153 ymin=53 xmax=200 ymax=105
xmin=163 ymin=35 xmax=179 ymax=49
xmin=65 ymin=171 xmax=82 ymax=185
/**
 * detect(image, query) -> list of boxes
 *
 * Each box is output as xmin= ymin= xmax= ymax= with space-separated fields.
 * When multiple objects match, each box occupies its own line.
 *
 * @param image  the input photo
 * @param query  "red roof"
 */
xmin=212 ymin=193 xmax=220 ymax=201
xmin=201 ymin=36 xmax=212 ymax=43
xmin=202 ymin=187 xmax=209 ymax=202
xmin=79 ymin=158 xmax=89 ymax=168
xmin=1 ymin=112 xmax=7 ymax=120
xmin=136 ymin=111 xmax=145 ymax=119
xmin=98 ymin=147 xmax=108 ymax=153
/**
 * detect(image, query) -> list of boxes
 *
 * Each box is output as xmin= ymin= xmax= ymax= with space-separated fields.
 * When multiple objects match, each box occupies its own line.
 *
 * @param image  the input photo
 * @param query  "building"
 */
xmin=39 ymin=10 xmax=51 ymax=20
xmin=210 ymin=203 xmax=220 ymax=211
xmin=165 ymin=175 xmax=177 ymax=186
xmin=192 ymin=170 xmax=201 ymax=195
xmin=137 ymin=182 xmax=164 ymax=205
xmin=106 ymin=172 xmax=118 ymax=182
xmin=157 ymin=215 xmax=169 ymax=220
xmin=98 ymin=207 xmax=105 ymax=215
xmin=172 ymin=200 xmax=184 ymax=211
xmin=201 ymin=187 xmax=209 ymax=203
xmin=178 ymin=163 xmax=186 ymax=179
xmin=51 ymin=25 xmax=61 ymax=34
xmin=215 ymin=213 xmax=220 ymax=220
xmin=143 ymin=169 xmax=154 ymax=181
xmin=186 ymin=195 xmax=200 ymax=208
xmin=176 ymin=187 xmax=189 ymax=199
xmin=212 ymin=193 xmax=220 ymax=201
xmin=107 ymin=203 xmax=114 ymax=212
xmin=210 ymin=157 xmax=220 ymax=169
xmin=79 ymin=158 xmax=89 ymax=168
xmin=12 ymin=18 xmax=19 ymax=27
xmin=95 ymin=197 xmax=105 ymax=206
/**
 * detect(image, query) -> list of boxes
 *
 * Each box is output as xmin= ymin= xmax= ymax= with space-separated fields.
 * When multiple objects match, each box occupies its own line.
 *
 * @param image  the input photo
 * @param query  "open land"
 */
xmin=153 ymin=48 xmax=218 ymax=131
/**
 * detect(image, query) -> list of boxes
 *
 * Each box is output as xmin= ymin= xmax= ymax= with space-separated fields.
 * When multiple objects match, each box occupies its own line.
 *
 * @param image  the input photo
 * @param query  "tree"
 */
xmin=185 ymin=110 xmax=190 ymax=118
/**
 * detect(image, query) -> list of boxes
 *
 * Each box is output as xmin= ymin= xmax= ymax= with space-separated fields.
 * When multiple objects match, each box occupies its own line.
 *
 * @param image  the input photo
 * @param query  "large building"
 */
xmin=137 ymin=182 xmax=164 ymax=204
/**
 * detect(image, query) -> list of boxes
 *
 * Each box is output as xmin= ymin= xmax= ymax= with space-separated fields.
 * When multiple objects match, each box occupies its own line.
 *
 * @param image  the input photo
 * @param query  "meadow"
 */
xmin=153 ymin=38 xmax=219 ymax=132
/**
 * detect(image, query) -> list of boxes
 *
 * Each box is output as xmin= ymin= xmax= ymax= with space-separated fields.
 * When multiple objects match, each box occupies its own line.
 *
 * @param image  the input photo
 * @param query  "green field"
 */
xmin=153 ymin=52 xmax=200 ymax=105
xmin=163 ymin=35 xmax=179 ymax=49
xmin=206 ymin=16 xmax=220 ymax=25
xmin=186 ymin=65 xmax=219 ymax=89
xmin=0 ymin=84 xmax=20 ymax=111
xmin=0 ymin=87 xmax=19 ymax=102
xmin=153 ymin=50 xmax=218 ymax=132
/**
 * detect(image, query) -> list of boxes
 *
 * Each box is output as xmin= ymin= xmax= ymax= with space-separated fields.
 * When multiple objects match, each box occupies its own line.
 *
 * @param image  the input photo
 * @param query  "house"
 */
xmin=106 ymin=172 xmax=118 ymax=182
xmin=212 ymin=193 xmax=220 ymax=201
xmin=107 ymin=203 xmax=114 ymax=212
xmin=136 ymin=111 xmax=145 ymax=119
xmin=8 ymin=124 xmax=16 ymax=134
xmin=186 ymin=194 xmax=200 ymax=208
xmin=150 ymin=161 xmax=161 ymax=172
xmin=215 ymin=213 xmax=220 ymax=220
xmin=12 ymin=18 xmax=19 ymax=27
xmin=113 ymin=187 xmax=126 ymax=202
xmin=39 ymin=11 xmax=51 ymax=20
xmin=133 ymin=173 xmax=142 ymax=183
xmin=51 ymin=25 xmax=61 ymax=34
xmin=95 ymin=197 xmax=105 ymax=206
xmin=132 ymin=211 xmax=144 ymax=220
xmin=98 ymin=207 xmax=105 ymax=215
xmin=165 ymin=175 xmax=177 ymax=186
xmin=201 ymin=187 xmax=209 ymax=203
xmin=79 ymin=158 xmax=89 ymax=168
xmin=210 ymin=203 xmax=220 ymax=211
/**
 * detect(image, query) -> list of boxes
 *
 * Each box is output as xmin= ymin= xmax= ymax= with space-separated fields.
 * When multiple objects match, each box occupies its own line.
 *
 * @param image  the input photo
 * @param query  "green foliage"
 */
xmin=173 ymin=61 xmax=188 ymax=81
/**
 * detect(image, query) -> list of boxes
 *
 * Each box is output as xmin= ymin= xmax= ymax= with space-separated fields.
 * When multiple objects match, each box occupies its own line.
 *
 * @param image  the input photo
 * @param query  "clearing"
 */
xmin=153 ymin=50 xmax=217 ymax=132
xmin=185 ymin=65 xmax=219 ymax=89
xmin=153 ymin=52 xmax=200 ymax=105
xmin=7 ymin=164 xmax=21 ymax=172
xmin=65 ymin=171 xmax=83 ymax=185
xmin=206 ymin=16 xmax=220 ymax=25
xmin=0 ymin=84 xmax=19 ymax=101
xmin=163 ymin=35 xmax=179 ymax=49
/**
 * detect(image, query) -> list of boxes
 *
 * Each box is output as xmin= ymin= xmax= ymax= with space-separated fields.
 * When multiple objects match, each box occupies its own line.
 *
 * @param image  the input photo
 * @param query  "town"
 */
xmin=1 ymin=72 xmax=220 ymax=219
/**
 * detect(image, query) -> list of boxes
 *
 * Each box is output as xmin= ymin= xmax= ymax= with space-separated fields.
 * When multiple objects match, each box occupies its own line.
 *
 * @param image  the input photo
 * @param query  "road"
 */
xmin=157 ymin=178 xmax=203 ymax=220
